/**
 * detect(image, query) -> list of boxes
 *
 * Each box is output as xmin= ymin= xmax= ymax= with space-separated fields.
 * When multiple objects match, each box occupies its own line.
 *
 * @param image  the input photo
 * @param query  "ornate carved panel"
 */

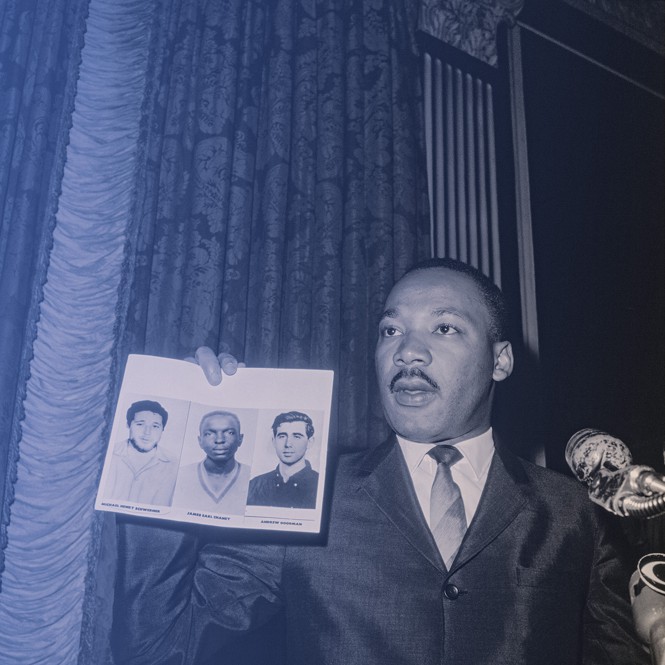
xmin=419 ymin=0 xmax=525 ymax=66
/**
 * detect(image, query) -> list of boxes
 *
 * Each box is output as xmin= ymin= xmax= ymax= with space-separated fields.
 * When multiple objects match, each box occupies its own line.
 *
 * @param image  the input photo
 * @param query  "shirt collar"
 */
xmin=397 ymin=427 xmax=495 ymax=481
xmin=279 ymin=458 xmax=308 ymax=481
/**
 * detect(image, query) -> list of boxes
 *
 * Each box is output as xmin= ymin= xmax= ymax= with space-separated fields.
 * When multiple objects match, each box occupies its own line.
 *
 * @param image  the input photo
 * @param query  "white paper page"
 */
xmin=95 ymin=355 xmax=334 ymax=533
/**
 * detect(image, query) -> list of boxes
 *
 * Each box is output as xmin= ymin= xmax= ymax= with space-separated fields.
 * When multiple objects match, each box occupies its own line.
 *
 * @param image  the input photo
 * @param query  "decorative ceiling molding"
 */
xmin=419 ymin=0 xmax=525 ymax=67
xmin=563 ymin=0 xmax=665 ymax=55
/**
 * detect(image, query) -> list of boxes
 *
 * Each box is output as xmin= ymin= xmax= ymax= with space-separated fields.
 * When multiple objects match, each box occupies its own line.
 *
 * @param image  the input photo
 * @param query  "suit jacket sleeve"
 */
xmin=583 ymin=507 xmax=650 ymax=663
xmin=112 ymin=519 xmax=285 ymax=664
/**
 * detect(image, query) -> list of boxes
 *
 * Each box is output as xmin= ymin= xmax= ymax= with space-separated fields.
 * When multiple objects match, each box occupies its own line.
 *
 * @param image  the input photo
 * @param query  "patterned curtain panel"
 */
xmin=0 ymin=0 xmax=89 ymax=574
xmin=122 ymin=0 xmax=431 ymax=451
xmin=0 ymin=0 xmax=429 ymax=661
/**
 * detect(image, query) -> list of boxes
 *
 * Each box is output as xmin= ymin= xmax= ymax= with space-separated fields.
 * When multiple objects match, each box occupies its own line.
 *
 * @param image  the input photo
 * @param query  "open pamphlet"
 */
xmin=95 ymin=354 xmax=334 ymax=533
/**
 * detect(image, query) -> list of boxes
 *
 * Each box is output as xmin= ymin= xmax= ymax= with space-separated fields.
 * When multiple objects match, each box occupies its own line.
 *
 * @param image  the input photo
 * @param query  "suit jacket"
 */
xmin=113 ymin=437 xmax=647 ymax=664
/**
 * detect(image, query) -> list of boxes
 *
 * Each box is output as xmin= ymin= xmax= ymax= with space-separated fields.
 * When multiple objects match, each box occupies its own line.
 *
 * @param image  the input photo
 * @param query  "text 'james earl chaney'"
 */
xmin=187 ymin=511 xmax=230 ymax=521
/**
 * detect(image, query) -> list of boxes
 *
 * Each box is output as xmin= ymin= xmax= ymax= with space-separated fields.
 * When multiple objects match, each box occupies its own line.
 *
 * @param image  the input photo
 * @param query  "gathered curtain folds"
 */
xmin=124 ymin=0 xmax=430 ymax=451
xmin=0 ymin=0 xmax=90 ymax=574
xmin=0 ymin=0 xmax=429 ymax=662
xmin=0 ymin=0 xmax=152 ymax=662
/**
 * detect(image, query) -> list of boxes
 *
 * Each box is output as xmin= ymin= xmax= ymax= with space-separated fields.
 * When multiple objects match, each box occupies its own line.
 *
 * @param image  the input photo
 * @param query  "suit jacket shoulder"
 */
xmin=280 ymin=437 xmax=647 ymax=665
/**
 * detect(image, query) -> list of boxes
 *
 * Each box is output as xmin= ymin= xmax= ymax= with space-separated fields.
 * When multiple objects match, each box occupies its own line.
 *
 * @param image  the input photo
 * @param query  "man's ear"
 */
xmin=492 ymin=341 xmax=514 ymax=382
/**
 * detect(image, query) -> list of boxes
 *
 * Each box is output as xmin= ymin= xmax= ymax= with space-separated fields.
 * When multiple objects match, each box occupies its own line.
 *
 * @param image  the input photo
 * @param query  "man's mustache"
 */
xmin=389 ymin=368 xmax=439 ymax=392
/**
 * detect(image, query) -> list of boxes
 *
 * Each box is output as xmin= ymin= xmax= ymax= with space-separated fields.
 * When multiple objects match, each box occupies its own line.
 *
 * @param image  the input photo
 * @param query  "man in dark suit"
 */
xmin=113 ymin=258 xmax=647 ymax=664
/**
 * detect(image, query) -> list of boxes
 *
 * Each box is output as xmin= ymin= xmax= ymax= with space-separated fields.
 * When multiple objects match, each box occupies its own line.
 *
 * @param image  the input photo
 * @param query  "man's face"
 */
xmin=374 ymin=268 xmax=513 ymax=444
xmin=199 ymin=414 xmax=243 ymax=463
xmin=128 ymin=411 xmax=164 ymax=452
xmin=273 ymin=421 xmax=311 ymax=466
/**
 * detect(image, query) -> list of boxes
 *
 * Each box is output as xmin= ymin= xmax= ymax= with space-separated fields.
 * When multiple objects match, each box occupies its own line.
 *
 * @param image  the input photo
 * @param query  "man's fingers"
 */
xmin=189 ymin=347 xmax=242 ymax=385
xmin=218 ymin=352 xmax=239 ymax=376
xmin=195 ymin=346 xmax=222 ymax=386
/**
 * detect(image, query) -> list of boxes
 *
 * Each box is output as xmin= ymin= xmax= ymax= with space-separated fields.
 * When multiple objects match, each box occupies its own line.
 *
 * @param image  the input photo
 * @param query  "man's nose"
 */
xmin=215 ymin=433 xmax=225 ymax=443
xmin=393 ymin=333 xmax=432 ymax=366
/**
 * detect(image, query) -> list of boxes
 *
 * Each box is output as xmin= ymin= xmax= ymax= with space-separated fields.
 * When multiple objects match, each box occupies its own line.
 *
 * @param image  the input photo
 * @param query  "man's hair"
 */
xmin=272 ymin=411 xmax=314 ymax=439
xmin=402 ymin=257 xmax=509 ymax=342
xmin=126 ymin=400 xmax=168 ymax=428
xmin=199 ymin=410 xmax=241 ymax=434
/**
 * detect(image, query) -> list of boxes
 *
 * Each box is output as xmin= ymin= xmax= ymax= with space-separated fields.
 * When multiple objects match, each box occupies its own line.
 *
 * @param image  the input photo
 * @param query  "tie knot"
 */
xmin=428 ymin=445 xmax=463 ymax=467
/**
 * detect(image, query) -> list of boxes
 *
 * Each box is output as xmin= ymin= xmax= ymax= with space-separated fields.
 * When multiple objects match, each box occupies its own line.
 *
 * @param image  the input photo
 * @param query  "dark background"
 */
xmin=495 ymin=1 xmax=664 ymax=477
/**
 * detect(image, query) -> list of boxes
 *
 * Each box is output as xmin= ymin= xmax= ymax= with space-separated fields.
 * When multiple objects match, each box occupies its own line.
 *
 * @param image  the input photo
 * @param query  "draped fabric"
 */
xmin=122 ymin=0 xmax=431 ymax=451
xmin=0 ymin=0 xmax=153 ymax=662
xmin=0 ymin=0 xmax=429 ymax=662
xmin=0 ymin=0 xmax=90 ymax=575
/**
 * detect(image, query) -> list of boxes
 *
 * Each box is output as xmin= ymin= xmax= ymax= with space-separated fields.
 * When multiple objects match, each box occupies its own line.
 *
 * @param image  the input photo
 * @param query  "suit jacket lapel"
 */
xmin=451 ymin=444 xmax=528 ymax=572
xmin=358 ymin=436 xmax=446 ymax=572
xmin=356 ymin=437 xmax=531 ymax=575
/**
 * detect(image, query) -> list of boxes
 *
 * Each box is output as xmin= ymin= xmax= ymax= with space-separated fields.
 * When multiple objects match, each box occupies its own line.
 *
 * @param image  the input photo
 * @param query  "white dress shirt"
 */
xmin=397 ymin=428 xmax=495 ymax=527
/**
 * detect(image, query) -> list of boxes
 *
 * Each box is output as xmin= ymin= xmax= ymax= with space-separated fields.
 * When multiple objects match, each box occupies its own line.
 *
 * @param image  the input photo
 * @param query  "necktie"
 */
xmin=428 ymin=445 xmax=467 ymax=568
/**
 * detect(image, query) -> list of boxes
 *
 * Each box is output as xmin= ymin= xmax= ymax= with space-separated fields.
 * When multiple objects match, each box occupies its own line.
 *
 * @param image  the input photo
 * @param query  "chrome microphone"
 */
xmin=565 ymin=428 xmax=665 ymax=518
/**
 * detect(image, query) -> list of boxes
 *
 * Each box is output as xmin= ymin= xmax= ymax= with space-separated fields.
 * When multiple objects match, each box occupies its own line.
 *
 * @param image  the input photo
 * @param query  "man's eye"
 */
xmin=435 ymin=324 xmax=458 ymax=335
xmin=381 ymin=326 xmax=401 ymax=337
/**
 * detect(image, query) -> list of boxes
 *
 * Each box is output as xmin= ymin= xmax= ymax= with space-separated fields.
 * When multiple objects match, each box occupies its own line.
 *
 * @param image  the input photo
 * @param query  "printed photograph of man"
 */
xmin=172 ymin=410 xmax=250 ymax=514
xmin=247 ymin=411 xmax=319 ymax=509
xmin=105 ymin=399 xmax=178 ymax=506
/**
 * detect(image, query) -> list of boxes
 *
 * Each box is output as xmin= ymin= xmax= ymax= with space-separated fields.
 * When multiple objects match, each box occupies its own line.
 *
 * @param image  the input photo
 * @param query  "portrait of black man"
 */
xmin=113 ymin=260 xmax=648 ymax=665
xmin=1 ymin=2 xmax=662 ymax=664
xmin=171 ymin=410 xmax=251 ymax=515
